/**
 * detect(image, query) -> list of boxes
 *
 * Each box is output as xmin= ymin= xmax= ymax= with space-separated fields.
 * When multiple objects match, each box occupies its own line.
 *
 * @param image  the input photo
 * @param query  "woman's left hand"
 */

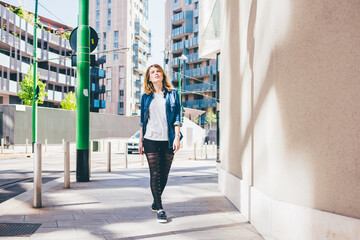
xmin=173 ymin=137 xmax=180 ymax=154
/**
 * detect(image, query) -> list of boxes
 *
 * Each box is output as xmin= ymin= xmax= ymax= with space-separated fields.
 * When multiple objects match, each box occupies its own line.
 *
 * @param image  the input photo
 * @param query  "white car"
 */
xmin=127 ymin=131 xmax=140 ymax=154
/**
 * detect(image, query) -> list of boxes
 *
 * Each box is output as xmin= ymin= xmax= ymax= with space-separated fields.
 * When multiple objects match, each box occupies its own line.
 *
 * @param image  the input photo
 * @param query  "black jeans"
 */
xmin=143 ymin=138 xmax=174 ymax=210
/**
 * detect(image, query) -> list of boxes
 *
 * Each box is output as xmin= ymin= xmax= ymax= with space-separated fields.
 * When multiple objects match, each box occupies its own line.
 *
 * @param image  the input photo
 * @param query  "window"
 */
xmin=113 ymin=43 xmax=119 ymax=49
xmin=106 ymin=90 xmax=111 ymax=102
xmin=103 ymin=44 xmax=106 ymax=51
xmin=120 ymin=90 xmax=124 ymax=96
xmin=107 ymin=20 xmax=111 ymax=31
xmin=96 ymin=10 xmax=100 ymax=21
xmin=114 ymin=31 xmax=119 ymax=42
xmin=113 ymin=54 xmax=119 ymax=61
xmin=120 ymin=102 xmax=124 ymax=108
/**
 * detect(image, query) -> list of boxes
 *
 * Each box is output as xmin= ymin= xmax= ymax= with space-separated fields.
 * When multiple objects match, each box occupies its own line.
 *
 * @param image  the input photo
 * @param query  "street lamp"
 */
xmin=178 ymin=54 xmax=188 ymax=121
xmin=178 ymin=53 xmax=188 ymax=102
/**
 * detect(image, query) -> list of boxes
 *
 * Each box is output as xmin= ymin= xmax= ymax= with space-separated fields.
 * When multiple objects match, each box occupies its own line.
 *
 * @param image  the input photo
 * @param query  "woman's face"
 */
xmin=149 ymin=66 xmax=163 ymax=84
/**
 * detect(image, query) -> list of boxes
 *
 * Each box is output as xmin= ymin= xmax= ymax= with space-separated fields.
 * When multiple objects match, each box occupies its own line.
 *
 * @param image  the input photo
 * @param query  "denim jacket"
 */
xmin=139 ymin=89 xmax=182 ymax=148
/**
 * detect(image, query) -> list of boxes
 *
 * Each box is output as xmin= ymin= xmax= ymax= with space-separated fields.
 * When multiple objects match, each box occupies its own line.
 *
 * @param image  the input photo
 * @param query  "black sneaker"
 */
xmin=157 ymin=210 xmax=167 ymax=223
xmin=151 ymin=202 xmax=158 ymax=212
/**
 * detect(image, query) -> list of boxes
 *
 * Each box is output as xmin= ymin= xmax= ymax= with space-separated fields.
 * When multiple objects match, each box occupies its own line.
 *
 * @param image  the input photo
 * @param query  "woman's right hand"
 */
xmin=138 ymin=140 xmax=144 ymax=155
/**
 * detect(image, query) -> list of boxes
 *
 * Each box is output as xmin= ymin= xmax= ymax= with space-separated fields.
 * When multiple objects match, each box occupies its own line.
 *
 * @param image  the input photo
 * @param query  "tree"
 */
xmin=17 ymin=66 xmax=47 ymax=105
xmin=205 ymin=107 xmax=217 ymax=129
xmin=61 ymin=91 xmax=76 ymax=110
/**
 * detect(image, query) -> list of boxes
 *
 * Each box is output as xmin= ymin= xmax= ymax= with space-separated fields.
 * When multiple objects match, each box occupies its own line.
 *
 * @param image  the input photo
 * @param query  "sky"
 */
xmin=6 ymin=0 xmax=165 ymax=66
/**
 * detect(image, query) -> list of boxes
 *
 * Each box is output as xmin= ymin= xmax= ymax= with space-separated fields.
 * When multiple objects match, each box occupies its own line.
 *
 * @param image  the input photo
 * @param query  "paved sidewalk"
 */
xmin=0 ymin=150 xmax=263 ymax=240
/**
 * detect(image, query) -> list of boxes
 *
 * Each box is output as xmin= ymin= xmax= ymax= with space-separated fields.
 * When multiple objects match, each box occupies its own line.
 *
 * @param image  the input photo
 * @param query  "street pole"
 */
xmin=178 ymin=58 xmax=182 ymax=121
xmin=76 ymin=0 xmax=90 ymax=182
xmin=32 ymin=0 xmax=39 ymax=153
xmin=216 ymin=53 xmax=220 ymax=162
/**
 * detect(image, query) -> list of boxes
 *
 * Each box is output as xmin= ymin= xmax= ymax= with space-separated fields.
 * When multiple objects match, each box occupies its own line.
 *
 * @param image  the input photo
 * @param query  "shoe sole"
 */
xmin=152 ymin=209 xmax=157 ymax=212
xmin=157 ymin=219 xmax=167 ymax=223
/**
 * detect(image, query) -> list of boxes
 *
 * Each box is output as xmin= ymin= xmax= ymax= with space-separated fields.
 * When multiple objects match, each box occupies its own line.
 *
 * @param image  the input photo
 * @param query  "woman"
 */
xmin=138 ymin=64 xmax=182 ymax=223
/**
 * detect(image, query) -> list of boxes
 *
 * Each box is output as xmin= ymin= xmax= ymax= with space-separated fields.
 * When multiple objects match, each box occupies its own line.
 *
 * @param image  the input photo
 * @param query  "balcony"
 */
xmin=133 ymin=61 xmax=147 ymax=74
xmin=194 ymin=9 xmax=199 ymax=17
xmin=194 ymin=24 xmax=199 ymax=33
xmin=90 ymin=67 xmax=106 ymax=78
xmin=185 ymin=65 xmax=216 ymax=78
xmin=134 ymin=21 xmax=150 ymax=43
xmin=134 ymin=40 xmax=149 ymax=53
xmin=91 ymin=83 xmax=106 ymax=93
xmin=182 ymin=98 xmax=217 ymax=109
xmin=135 ymin=79 xmax=142 ymax=89
xmin=172 ymin=12 xmax=185 ymax=24
xmin=54 ymin=91 xmax=62 ymax=101
xmin=183 ymin=82 xmax=216 ymax=93
xmin=185 ymin=37 xmax=198 ymax=48
xmin=171 ymin=24 xmax=193 ymax=39
xmin=172 ymin=41 xmax=185 ymax=52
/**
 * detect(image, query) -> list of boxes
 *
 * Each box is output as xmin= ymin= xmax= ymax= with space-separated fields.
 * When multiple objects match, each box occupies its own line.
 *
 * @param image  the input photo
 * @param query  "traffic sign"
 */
xmin=69 ymin=27 xmax=98 ymax=53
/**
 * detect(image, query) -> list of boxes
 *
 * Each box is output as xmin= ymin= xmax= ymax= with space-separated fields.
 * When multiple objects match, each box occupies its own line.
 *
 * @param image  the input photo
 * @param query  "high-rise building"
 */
xmin=165 ymin=0 xmax=218 ymax=126
xmin=89 ymin=0 xmax=151 ymax=116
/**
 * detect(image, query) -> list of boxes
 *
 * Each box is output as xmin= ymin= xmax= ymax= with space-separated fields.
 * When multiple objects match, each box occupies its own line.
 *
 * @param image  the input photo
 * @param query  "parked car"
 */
xmin=127 ymin=131 xmax=140 ymax=154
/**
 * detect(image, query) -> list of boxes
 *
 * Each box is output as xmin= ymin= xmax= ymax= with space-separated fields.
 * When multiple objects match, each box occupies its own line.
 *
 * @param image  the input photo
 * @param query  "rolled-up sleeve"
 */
xmin=173 ymin=91 xmax=182 ymax=127
xmin=139 ymin=94 xmax=144 ymax=127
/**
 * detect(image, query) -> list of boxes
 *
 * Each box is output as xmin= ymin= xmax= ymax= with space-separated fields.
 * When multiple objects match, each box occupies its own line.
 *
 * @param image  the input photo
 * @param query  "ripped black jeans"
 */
xmin=143 ymin=138 xmax=174 ymax=210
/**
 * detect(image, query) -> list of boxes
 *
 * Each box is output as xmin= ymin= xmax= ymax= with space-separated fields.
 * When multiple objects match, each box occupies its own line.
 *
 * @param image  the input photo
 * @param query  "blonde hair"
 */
xmin=144 ymin=64 xmax=173 ymax=95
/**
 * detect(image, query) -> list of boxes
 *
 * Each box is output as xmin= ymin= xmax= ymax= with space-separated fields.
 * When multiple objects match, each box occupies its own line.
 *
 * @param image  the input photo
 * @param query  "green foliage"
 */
xmin=17 ymin=66 xmax=48 ymax=105
xmin=61 ymin=91 xmax=76 ymax=110
xmin=191 ymin=116 xmax=199 ymax=124
xmin=205 ymin=107 xmax=217 ymax=124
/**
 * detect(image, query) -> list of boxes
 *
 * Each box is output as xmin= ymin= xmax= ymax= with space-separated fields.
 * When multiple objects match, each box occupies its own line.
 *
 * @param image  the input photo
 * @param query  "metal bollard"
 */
xmin=1 ymin=138 xmax=3 ymax=154
xmin=64 ymin=141 xmax=70 ymax=189
xmin=89 ymin=141 xmax=92 ymax=178
xmin=34 ymin=143 xmax=42 ymax=208
xmin=201 ymin=143 xmax=203 ymax=159
xmin=107 ymin=142 xmax=111 ymax=172
xmin=194 ymin=143 xmax=197 ymax=160
xmin=26 ymin=138 xmax=28 ymax=154
xmin=141 ymin=153 xmax=145 ymax=166
xmin=205 ymin=143 xmax=208 ymax=159
xmin=125 ymin=143 xmax=128 ymax=168
xmin=45 ymin=139 xmax=47 ymax=152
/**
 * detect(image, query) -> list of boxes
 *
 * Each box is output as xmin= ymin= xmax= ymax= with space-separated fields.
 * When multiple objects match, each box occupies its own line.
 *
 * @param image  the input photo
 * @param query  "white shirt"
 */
xmin=144 ymin=93 xmax=168 ymax=141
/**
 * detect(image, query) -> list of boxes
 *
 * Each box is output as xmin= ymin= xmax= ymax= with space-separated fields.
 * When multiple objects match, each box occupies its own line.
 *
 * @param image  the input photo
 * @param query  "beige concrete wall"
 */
xmin=0 ymin=105 xmax=139 ymax=144
xmin=220 ymin=0 xmax=360 ymax=220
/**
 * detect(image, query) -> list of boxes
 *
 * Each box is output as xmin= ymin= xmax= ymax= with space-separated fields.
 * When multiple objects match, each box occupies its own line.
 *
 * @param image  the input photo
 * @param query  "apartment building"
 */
xmin=165 ymin=0 xmax=218 ymax=126
xmin=0 ymin=2 xmax=74 ymax=108
xmin=90 ymin=0 xmax=151 ymax=116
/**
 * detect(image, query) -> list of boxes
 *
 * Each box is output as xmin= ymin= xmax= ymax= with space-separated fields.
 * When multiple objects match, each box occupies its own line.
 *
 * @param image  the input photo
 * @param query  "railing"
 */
xmin=47 ymin=90 xmax=54 ymax=100
xmin=134 ymin=21 xmax=150 ymax=43
xmin=182 ymin=98 xmax=217 ymax=109
xmin=194 ymin=9 xmax=199 ymax=17
xmin=0 ymin=53 xmax=10 ymax=68
xmin=172 ymin=25 xmax=185 ymax=38
xmin=134 ymin=40 xmax=149 ymax=53
xmin=172 ymin=41 xmax=185 ymax=52
xmin=185 ymin=65 xmax=216 ymax=77
xmin=58 ymin=73 xmax=66 ymax=84
xmin=54 ymin=91 xmax=62 ymax=101
xmin=90 ymin=68 xmax=106 ymax=78
xmin=172 ymin=12 xmax=185 ymax=23
xmin=9 ymin=80 xmax=17 ymax=93
xmin=194 ymin=24 xmax=199 ymax=33
xmin=133 ymin=61 xmax=147 ymax=73
xmin=185 ymin=37 xmax=198 ymax=48
xmin=183 ymin=82 xmax=216 ymax=93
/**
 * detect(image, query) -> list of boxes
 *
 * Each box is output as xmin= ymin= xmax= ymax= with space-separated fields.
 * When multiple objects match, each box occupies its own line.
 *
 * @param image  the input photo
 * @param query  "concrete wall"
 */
xmin=0 ymin=105 xmax=139 ymax=144
xmin=218 ymin=0 xmax=360 ymax=239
